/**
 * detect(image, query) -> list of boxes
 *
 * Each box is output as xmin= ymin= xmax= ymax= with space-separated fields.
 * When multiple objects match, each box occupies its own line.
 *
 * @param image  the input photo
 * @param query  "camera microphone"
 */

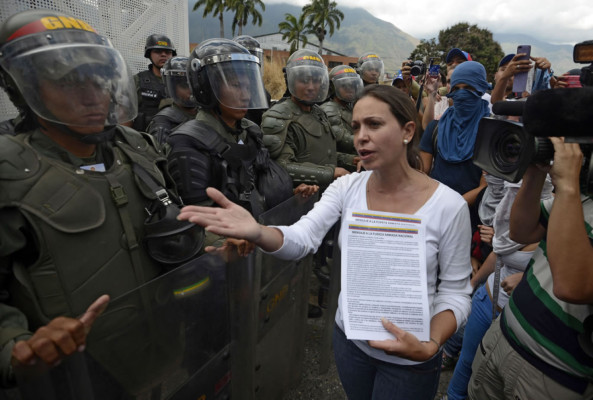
xmin=524 ymin=87 xmax=593 ymax=137
xmin=492 ymin=100 xmax=526 ymax=116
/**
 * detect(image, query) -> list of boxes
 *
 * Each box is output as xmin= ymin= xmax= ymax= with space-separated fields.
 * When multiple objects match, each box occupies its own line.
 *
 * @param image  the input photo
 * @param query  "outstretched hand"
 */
xmin=293 ymin=183 xmax=319 ymax=198
xmin=12 ymin=294 xmax=110 ymax=368
xmin=368 ymin=318 xmax=439 ymax=362
xmin=205 ymin=237 xmax=256 ymax=259
xmin=178 ymin=187 xmax=262 ymax=242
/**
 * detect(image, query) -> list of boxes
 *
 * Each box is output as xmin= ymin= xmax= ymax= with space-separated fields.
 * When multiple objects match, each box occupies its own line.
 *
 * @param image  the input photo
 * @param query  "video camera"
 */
xmin=406 ymin=60 xmax=426 ymax=77
xmin=472 ymin=40 xmax=593 ymax=195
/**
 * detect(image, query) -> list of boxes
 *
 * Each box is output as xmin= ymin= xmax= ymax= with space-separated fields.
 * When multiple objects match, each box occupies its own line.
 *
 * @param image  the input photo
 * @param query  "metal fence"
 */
xmin=0 ymin=0 xmax=189 ymax=121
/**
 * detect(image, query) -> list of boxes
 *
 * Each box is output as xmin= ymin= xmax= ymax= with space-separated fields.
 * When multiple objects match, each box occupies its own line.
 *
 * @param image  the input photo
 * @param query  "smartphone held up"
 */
xmin=512 ymin=44 xmax=532 ymax=94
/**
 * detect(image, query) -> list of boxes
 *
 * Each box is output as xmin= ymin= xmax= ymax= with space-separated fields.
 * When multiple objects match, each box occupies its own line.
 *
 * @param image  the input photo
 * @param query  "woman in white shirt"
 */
xmin=178 ymin=85 xmax=473 ymax=400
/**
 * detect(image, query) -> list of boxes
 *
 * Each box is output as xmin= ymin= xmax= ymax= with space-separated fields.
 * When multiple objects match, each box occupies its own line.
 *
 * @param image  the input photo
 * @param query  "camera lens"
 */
xmin=492 ymin=131 xmax=523 ymax=173
xmin=532 ymin=137 xmax=554 ymax=164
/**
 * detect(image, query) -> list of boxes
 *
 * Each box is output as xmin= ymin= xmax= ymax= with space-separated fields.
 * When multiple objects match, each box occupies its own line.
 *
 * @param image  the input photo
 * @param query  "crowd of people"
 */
xmin=0 ymin=7 xmax=591 ymax=400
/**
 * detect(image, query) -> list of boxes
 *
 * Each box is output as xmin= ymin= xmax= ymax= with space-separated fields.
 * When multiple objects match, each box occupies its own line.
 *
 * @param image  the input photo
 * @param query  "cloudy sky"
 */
xmin=266 ymin=0 xmax=593 ymax=45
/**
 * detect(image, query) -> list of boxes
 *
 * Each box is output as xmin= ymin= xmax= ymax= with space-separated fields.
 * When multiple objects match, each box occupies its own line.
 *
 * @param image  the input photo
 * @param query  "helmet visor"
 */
xmin=1 ymin=42 xmax=137 ymax=127
xmin=360 ymin=59 xmax=384 ymax=83
xmin=333 ymin=74 xmax=363 ymax=103
xmin=206 ymin=56 xmax=268 ymax=109
xmin=287 ymin=65 xmax=330 ymax=103
xmin=251 ymin=47 xmax=264 ymax=76
xmin=164 ymin=71 xmax=197 ymax=108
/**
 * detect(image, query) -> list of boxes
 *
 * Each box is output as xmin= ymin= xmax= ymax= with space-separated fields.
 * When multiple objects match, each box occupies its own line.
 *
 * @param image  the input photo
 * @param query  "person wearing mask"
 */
xmin=419 ymin=61 xmax=490 ymax=207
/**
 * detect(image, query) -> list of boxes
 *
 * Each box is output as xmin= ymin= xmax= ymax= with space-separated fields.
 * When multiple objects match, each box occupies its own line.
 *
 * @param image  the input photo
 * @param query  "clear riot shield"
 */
xmin=319 ymin=223 xmax=342 ymax=373
xmin=10 ymin=193 xmax=317 ymax=400
xmin=229 ymin=192 xmax=318 ymax=399
xmin=13 ymin=254 xmax=231 ymax=400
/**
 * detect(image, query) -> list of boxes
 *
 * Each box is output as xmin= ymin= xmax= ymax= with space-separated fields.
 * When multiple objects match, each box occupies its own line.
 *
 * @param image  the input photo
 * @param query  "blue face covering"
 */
xmin=437 ymin=62 xmax=491 ymax=162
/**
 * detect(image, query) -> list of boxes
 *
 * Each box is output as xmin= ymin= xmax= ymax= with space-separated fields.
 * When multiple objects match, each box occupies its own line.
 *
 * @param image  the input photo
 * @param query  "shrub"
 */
xmin=263 ymin=60 xmax=287 ymax=101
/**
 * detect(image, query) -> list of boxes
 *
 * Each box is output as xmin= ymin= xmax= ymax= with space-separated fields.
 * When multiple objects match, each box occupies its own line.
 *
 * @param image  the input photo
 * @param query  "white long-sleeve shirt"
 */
xmin=269 ymin=171 xmax=472 ymax=365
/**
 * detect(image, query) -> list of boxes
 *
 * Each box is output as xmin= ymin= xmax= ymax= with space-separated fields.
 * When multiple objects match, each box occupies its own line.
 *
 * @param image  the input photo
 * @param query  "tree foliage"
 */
xmin=278 ymin=13 xmax=309 ymax=54
xmin=302 ymin=0 xmax=344 ymax=55
xmin=193 ymin=0 xmax=229 ymax=38
xmin=409 ymin=22 xmax=504 ymax=81
xmin=230 ymin=0 xmax=265 ymax=37
xmin=438 ymin=22 xmax=504 ymax=80
xmin=408 ymin=38 xmax=443 ymax=66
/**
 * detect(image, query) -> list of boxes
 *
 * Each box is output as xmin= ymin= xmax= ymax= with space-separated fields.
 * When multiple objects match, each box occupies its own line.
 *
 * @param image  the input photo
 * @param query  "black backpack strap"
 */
xmin=170 ymin=119 xmax=263 ymax=213
xmin=170 ymin=120 xmax=230 ymax=157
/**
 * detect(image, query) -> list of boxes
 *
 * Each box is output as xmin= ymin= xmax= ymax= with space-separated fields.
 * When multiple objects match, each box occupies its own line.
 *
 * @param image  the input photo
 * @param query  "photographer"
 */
xmin=400 ymin=60 xmax=426 ymax=104
xmin=467 ymin=138 xmax=593 ymax=399
xmin=490 ymin=53 xmax=553 ymax=104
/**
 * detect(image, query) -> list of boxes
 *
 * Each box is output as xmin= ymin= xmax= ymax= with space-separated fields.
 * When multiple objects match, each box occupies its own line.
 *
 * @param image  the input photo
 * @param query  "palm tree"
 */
xmin=278 ymin=13 xmax=309 ymax=54
xmin=193 ymin=0 xmax=229 ymax=38
xmin=229 ymin=0 xmax=265 ymax=37
xmin=302 ymin=0 xmax=344 ymax=55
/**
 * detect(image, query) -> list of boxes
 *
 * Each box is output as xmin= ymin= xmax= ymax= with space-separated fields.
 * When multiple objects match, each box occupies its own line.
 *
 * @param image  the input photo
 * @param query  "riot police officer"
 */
xmin=0 ymin=9 xmax=200 ymax=392
xmin=167 ymin=39 xmax=272 ymax=214
xmin=320 ymin=65 xmax=363 ymax=166
xmin=167 ymin=39 xmax=314 ymax=250
xmin=147 ymin=56 xmax=198 ymax=146
xmin=133 ymin=34 xmax=177 ymax=131
xmin=357 ymin=52 xmax=384 ymax=85
xmin=232 ymin=35 xmax=264 ymax=67
xmin=232 ymin=35 xmax=271 ymax=125
xmin=260 ymin=49 xmax=351 ymax=189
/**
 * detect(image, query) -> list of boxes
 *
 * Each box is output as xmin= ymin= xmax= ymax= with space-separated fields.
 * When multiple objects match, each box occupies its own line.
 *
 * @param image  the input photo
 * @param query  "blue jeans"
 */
xmin=443 ymin=323 xmax=465 ymax=358
xmin=447 ymin=285 xmax=499 ymax=400
xmin=333 ymin=325 xmax=442 ymax=400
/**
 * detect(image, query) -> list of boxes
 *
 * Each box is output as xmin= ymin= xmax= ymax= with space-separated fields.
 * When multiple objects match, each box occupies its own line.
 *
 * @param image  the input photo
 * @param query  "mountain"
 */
xmin=187 ymin=2 xmax=419 ymax=72
xmin=187 ymin=1 xmax=582 ymax=76
xmin=494 ymin=33 xmax=581 ymax=76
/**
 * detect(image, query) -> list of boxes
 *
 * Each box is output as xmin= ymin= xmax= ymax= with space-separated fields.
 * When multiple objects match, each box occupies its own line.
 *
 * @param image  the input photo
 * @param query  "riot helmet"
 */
xmin=0 ymin=9 xmax=137 ymax=130
xmin=144 ymin=34 xmax=177 ymax=58
xmin=328 ymin=65 xmax=363 ymax=103
xmin=233 ymin=35 xmax=264 ymax=70
xmin=143 ymin=200 xmax=204 ymax=266
xmin=161 ymin=56 xmax=197 ymax=108
xmin=285 ymin=49 xmax=329 ymax=104
xmin=188 ymin=38 xmax=268 ymax=110
xmin=133 ymin=163 xmax=203 ymax=266
xmin=357 ymin=52 xmax=384 ymax=84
